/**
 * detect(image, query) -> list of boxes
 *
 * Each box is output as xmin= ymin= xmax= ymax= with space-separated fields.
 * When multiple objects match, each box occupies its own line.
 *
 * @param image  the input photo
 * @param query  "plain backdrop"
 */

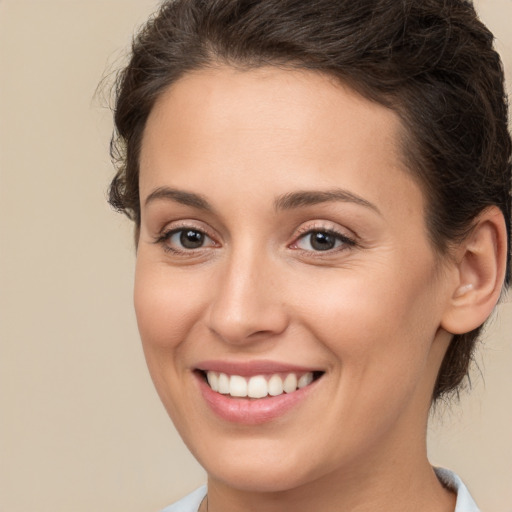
xmin=0 ymin=1 xmax=511 ymax=511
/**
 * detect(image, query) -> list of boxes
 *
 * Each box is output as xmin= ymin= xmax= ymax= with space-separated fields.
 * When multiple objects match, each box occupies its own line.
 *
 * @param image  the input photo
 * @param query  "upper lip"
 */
xmin=195 ymin=359 xmax=323 ymax=376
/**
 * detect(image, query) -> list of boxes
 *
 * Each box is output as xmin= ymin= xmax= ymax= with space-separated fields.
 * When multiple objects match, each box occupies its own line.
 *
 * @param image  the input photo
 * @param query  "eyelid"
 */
xmin=293 ymin=220 xmax=356 ymax=240
xmin=288 ymin=221 xmax=357 ymax=251
xmin=152 ymin=220 xmax=220 ymax=252
xmin=155 ymin=219 xmax=217 ymax=239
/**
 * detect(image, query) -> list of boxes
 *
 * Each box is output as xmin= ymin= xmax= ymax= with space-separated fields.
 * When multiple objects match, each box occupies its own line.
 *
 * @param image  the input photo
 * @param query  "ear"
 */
xmin=441 ymin=206 xmax=508 ymax=335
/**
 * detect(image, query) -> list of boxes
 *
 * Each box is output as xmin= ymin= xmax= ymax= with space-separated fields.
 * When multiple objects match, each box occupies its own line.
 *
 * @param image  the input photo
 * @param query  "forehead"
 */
xmin=143 ymin=65 xmax=402 ymax=161
xmin=139 ymin=65 xmax=423 ymax=222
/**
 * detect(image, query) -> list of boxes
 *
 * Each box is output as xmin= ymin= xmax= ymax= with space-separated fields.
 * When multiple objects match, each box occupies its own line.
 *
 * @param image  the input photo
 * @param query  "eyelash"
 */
xmin=153 ymin=223 xmax=218 ymax=255
xmin=153 ymin=223 xmax=357 ymax=255
xmin=290 ymin=225 xmax=357 ymax=254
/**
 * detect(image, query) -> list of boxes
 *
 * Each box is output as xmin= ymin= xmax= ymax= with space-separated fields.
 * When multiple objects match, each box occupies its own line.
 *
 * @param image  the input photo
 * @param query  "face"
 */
xmin=135 ymin=66 xmax=453 ymax=493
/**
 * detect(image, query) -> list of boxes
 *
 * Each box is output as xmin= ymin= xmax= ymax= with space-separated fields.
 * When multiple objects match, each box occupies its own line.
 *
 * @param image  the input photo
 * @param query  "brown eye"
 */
xmin=179 ymin=229 xmax=205 ymax=249
xmin=164 ymin=228 xmax=215 ymax=251
xmin=308 ymin=232 xmax=337 ymax=251
xmin=294 ymin=230 xmax=355 ymax=252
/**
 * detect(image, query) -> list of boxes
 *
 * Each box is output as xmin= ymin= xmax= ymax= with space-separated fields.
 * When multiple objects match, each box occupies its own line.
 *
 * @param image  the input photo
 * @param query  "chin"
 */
xmin=206 ymin=459 xmax=317 ymax=493
xmin=186 ymin=434 xmax=330 ymax=494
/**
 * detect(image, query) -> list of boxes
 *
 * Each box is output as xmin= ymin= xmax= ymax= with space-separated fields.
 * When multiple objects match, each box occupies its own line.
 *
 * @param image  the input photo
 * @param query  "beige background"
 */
xmin=0 ymin=1 xmax=511 ymax=511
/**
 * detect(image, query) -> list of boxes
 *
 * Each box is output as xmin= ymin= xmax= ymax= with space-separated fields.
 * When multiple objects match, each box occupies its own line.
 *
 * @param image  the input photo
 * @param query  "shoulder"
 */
xmin=434 ymin=467 xmax=480 ymax=512
xmin=159 ymin=485 xmax=207 ymax=512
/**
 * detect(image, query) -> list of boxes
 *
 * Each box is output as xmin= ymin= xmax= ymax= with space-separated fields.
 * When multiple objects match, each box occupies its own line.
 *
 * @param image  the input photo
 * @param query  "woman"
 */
xmin=109 ymin=1 xmax=511 ymax=510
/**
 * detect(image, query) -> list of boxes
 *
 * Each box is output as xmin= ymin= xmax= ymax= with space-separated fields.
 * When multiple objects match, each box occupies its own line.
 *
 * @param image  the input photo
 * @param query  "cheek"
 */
xmin=133 ymin=256 xmax=209 ymax=420
xmin=291 ymin=262 xmax=440 ymax=383
xmin=133 ymin=257 xmax=206 ymax=351
xmin=290 ymin=275 xmax=439 ymax=452
xmin=132 ymin=257 xmax=215 ymax=424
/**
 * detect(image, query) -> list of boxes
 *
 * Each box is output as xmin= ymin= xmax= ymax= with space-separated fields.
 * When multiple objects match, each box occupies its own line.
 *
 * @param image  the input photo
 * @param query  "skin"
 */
xmin=135 ymin=66 xmax=463 ymax=512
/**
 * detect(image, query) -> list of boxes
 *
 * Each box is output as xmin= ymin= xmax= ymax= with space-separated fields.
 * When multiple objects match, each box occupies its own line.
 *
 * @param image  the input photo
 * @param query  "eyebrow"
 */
xmin=274 ymin=189 xmax=380 ymax=214
xmin=143 ymin=186 xmax=380 ymax=215
xmin=144 ymin=186 xmax=213 ymax=211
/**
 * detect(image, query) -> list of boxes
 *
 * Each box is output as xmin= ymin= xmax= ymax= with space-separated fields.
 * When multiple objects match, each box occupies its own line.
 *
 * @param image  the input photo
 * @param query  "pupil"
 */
xmin=311 ymin=232 xmax=335 ymax=251
xmin=180 ymin=230 xmax=204 ymax=249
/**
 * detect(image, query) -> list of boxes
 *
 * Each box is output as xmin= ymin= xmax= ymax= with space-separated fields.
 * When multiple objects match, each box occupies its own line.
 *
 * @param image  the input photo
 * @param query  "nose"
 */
xmin=206 ymin=249 xmax=289 ymax=346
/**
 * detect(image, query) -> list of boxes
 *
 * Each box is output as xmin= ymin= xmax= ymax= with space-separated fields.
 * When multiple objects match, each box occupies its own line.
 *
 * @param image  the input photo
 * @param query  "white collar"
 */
xmin=434 ymin=467 xmax=481 ymax=512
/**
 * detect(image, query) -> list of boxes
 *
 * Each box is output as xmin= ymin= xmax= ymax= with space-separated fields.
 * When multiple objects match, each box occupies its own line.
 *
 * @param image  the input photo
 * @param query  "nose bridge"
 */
xmin=206 ymin=239 xmax=288 ymax=344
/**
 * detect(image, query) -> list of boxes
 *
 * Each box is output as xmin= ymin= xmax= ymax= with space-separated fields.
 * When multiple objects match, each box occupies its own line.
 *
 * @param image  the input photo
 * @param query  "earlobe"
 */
xmin=441 ymin=206 xmax=507 ymax=335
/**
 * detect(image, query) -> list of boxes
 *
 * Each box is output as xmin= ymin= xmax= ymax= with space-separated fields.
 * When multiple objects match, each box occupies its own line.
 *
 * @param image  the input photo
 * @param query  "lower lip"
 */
xmin=196 ymin=373 xmax=319 ymax=425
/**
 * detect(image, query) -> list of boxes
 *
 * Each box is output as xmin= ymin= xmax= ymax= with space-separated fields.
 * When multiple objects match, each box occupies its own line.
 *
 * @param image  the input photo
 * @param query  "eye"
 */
xmin=171 ymin=229 xmax=208 ymax=249
xmin=293 ymin=229 xmax=355 ymax=252
xmin=157 ymin=227 xmax=217 ymax=252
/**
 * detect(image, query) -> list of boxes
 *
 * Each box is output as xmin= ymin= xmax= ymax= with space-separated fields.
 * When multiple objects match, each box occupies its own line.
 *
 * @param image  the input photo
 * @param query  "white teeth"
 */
xmin=230 ymin=375 xmax=248 ymax=397
xmin=217 ymin=372 xmax=230 ymax=394
xmin=268 ymin=374 xmax=284 ymax=396
xmin=247 ymin=375 xmax=268 ymax=398
xmin=283 ymin=373 xmax=298 ymax=393
xmin=206 ymin=371 xmax=219 ymax=392
xmin=205 ymin=371 xmax=316 ymax=398
xmin=298 ymin=372 xmax=313 ymax=389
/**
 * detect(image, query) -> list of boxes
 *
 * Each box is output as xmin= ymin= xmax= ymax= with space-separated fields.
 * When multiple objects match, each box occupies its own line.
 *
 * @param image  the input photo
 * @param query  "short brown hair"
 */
xmin=109 ymin=0 xmax=511 ymax=400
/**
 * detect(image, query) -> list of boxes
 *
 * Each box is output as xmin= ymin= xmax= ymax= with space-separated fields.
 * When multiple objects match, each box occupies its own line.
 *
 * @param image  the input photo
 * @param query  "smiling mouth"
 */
xmin=198 ymin=370 xmax=324 ymax=399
